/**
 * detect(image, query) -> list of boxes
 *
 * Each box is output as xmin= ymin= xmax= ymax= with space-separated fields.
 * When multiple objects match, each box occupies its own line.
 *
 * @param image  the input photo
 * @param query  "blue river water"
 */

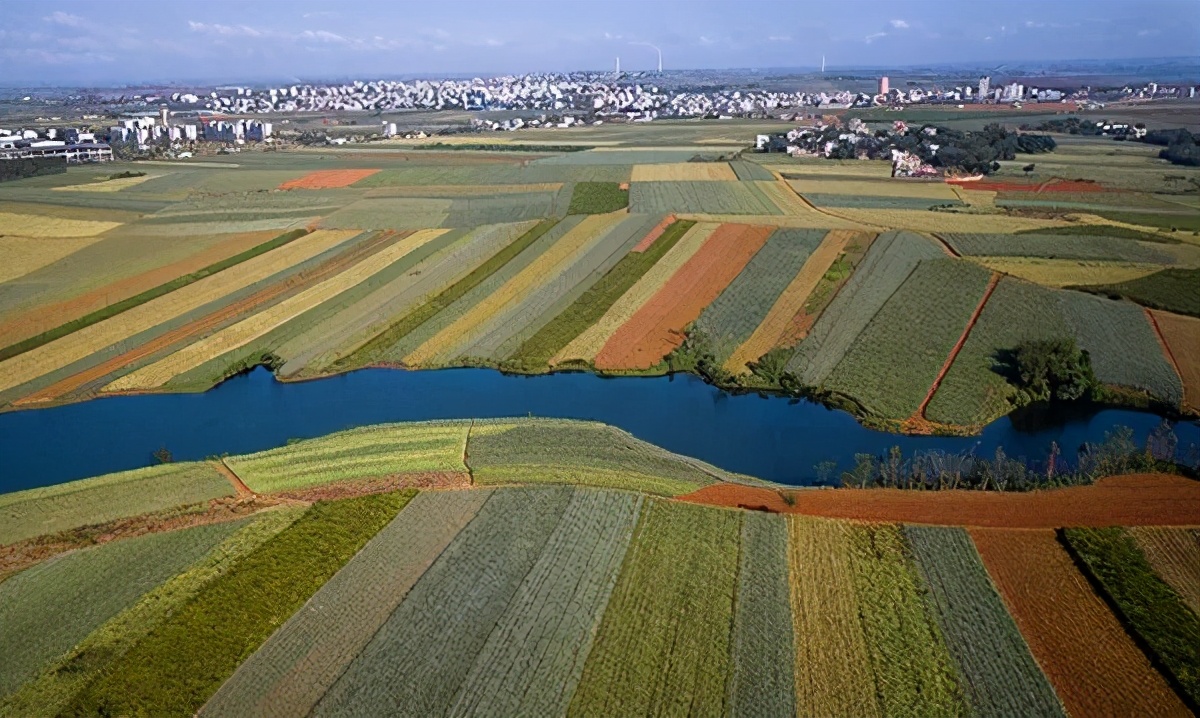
xmin=1 ymin=366 xmax=1197 ymax=493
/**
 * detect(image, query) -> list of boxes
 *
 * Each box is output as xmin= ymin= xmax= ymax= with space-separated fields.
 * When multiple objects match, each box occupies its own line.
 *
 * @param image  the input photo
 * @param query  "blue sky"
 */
xmin=3 ymin=0 xmax=1197 ymax=85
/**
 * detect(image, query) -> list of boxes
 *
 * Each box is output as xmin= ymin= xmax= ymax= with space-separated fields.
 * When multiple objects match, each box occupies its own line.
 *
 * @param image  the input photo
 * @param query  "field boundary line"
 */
xmin=464 ymin=420 xmax=475 ymax=486
xmin=1144 ymin=308 xmax=1184 ymax=389
xmin=911 ymin=272 xmax=1000 ymax=423
xmin=772 ymin=172 xmax=885 ymax=229
xmin=214 ymin=459 xmax=254 ymax=497
xmin=927 ymin=233 xmax=962 ymax=258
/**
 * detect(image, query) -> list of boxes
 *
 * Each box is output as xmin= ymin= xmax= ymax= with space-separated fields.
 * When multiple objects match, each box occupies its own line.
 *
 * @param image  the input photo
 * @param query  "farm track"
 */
xmin=904 ymin=272 xmax=1001 ymax=432
xmin=927 ymin=233 xmax=962 ymax=257
xmin=214 ymin=460 xmax=253 ymax=498
xmin=1144 ymin=308 xmax=1190 ymax=407
xmin=14 ymin=230 xmax=402 ymax=405
xmin=678 ymin=474 xmax=1200 ymax=527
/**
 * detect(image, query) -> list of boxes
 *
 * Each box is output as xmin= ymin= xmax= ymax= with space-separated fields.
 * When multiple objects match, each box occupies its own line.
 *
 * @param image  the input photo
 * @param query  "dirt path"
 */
xmin=213 ymin=459 xmax=254 ymax=497
xmin=1145 ymin=307 xmax=1184 ymax=384
xmin=927 ymin=232 xmax=962 ymax=258
xmin=678 ymin=473 xmax=1200 ymax=528
xmin=14 ymin=230 xmax=402 ymax=405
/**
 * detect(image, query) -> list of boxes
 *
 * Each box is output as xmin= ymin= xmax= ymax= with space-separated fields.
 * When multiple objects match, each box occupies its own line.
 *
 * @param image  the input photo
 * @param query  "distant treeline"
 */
xmin=0 ymin=156 xmax=67 ymax=183
xmin=1025 ymin=117 xmax=1200 ymax=167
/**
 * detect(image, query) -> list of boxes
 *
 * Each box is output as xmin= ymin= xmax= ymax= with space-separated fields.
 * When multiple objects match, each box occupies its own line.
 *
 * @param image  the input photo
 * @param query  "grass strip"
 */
xmin=1061 ymin=527 xmax=1200 ymax=710
xmin=344 ymin=219 xmax=558 ymax=364
xmin=0 ymin=228 xmax=310 ymax=363
xmin=1 ymin=508 xmax=304 ymax=717
xmin=511 ymin=219 xmax=695 ymax=365
xmin=568 ymin=182 xmax=629 ymax=214
xmin=63 ymin=490 xmax=415 ymax=717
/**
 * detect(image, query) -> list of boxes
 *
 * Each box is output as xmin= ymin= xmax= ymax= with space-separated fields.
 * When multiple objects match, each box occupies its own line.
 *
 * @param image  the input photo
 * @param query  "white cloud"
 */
xmin=44 ymin=11 xmax=84 ymax=27
xmin=768 ymin=35 xmax=791 ymax=42
xmin=864 ymin=32 xmax=887 ymax=43
xmin=984 ymin=35 xmax=993 ymax=41
xmin=889 ymin=19 xmax=909 ymax=29
xmin=298 ymin=29 xmax=349 ymax=44
xmin=188 ymin=21 xmax=264 ymax=38
xmin=698 ymin=35 xmax=715 ymax=45
xmin=302 ymin=11 xmax=338 ymax=18
xmin=1137 ymin=29 xmax=1160 ymax=36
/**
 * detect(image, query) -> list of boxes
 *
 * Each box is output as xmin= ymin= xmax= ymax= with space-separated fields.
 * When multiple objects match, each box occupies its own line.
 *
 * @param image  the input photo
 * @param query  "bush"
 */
xmin=1009 ymin=338 xmax=1096 ymax=406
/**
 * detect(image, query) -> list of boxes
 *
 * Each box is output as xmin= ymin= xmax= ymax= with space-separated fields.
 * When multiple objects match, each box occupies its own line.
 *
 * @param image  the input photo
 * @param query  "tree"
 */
xmin=1010 ymin=338 xmax=1097 ymax=405
xmin=1023 ymin=163 xmax=1036 ymax=176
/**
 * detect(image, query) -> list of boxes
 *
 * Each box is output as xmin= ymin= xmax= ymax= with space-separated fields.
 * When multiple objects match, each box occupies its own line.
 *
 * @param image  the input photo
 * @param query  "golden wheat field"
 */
xmin=0 ymin=212 xmax=122 ymax=238
xmin=630 ymin=163 xmax=739 ymax=182
xmin=50 ymin=174 xmax=156 ymax=193
xmin=763 ymin=162 xmax=895 ymax=178
xmin=0 ymin=229 xmax=360 ymax=395
xmin=974 ymin=257 xmax=1162 ymax=287
xmin=551 ymin=222 xmax=718 ymax=365
xmin=0 ymin=236 xmax=109 ymax=284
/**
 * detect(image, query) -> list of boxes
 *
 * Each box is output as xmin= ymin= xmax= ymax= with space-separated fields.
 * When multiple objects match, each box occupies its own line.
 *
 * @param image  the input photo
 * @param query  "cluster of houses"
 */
xmin=0 ymin=127 xmax=112 ymax=162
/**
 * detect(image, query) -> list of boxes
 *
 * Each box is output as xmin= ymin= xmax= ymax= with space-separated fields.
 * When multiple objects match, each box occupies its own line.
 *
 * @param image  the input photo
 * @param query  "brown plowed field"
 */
xmin=630 ymin=215 xmax=676 ymax=252
xmin=279 ymin=169 xmax=381 ymax=189
xmin=0 ymin=231 xmax=279 ymax=349
xmin=1149 ymin=309 xmax=1200 ymax=412
xmin=678 ymin=474 xmax=1200 ymax=528
xmin=970 ymin=528 xmax=1189 ymax=718
xmin=594 ymin=223 xmax=772 ymax=370
xmin=15 ymin=231 xmax=402 ymax=405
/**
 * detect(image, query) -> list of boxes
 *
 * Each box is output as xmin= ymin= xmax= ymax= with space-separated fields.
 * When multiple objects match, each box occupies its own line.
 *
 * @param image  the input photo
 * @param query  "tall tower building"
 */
xmin=978 ymin=76 xmax=990 ymax=102
xmin=879 ymin=76 xmax=889 ymax=95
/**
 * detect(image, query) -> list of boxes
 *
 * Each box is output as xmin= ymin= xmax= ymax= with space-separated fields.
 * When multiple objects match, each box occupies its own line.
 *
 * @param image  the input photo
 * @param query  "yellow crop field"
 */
xmin=829 ymin=208 xmax=1068 ymax=233
xmin=951 ymin=185 xmax=997 ymax=209
xmin=724 ymin=229 xmax=857 ymax=374
xmin=51 ymin=175 xmax=156 ymax=193
xmin=0 ymin=236 xmax=107 ymax=284
xmin=0 ymin=229 xmax=359 ymax=396
xmin=405 ymin=215 xmax=624 ymax=365
xmin=787 ymin=178 xmax=961 ymax=200
xmin=0 ymin=212 xmax=121 ymax=238
xmin=106 ymin=230 xmax=448 ymax=390
xmin=630 ymin=163 xmax=739 ymax=182
xmin=765 ymin=161 xmax=895 ymax=178
xmin=551 ymin=222 xmax=717 ymax=365
xmin=974 ymin=257 xmax=1161 ymax=287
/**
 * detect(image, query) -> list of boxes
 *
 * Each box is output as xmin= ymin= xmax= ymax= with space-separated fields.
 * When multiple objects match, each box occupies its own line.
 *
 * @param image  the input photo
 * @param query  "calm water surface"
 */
xmin=1 ymin=367 xmax=1196 ymax=493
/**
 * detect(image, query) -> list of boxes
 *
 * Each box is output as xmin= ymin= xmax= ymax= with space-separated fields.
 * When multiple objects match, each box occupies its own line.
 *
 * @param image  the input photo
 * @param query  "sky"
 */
xmin=3 ymin=0 xmax=1198 ymax=86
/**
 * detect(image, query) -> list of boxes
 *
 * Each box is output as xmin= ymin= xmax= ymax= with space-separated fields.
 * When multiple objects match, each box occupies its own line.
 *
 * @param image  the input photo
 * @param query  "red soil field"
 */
xmin=279 ymin=169 xmax=381 ymax=190
xmin=1148 ymin=309 xmax=1200 ymax=413
xmin=970 ymin=528 xmax=1189 ymax=718
xmin=678 ymin=474 xmax=1200 ymax=528
xmin=15 ymin=231 xmax=404 ymax=405
xmin=630 ymin=215 xmax=676 ymax=253
xmin=594 ymin=224 xmax=772 ymax=370
xmin=0 ymin=230 xmax=279 ymax=349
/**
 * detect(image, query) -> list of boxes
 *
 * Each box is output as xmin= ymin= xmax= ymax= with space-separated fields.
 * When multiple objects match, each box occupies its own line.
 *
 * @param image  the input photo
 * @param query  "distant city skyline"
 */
xmin=2 ymin=0 xmax=1198 ymax=86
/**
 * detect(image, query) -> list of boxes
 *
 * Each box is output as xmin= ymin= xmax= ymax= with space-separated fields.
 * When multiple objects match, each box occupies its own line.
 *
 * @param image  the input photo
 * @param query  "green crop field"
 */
xmin=942 ymin=234 xmax=1175 ymax=264
xmin=629 ymin=181 xmax=781 ymax=214
xmin=568 ymin=182 xmax=629 ymax=214
xmin=570 ymin=499 xmax=741 ymax=717
xmin=823 ymin=259 xmax=994 ymax=419
xmin=1076 ymin=267 xmax=1200 ymax=318
xmin=804 ymin=193 xmax=964 ymax=210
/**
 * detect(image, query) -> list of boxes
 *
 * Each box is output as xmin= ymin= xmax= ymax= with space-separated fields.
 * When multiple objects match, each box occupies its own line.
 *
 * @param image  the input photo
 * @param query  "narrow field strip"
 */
xmin=728 ymin=513 xmax=796 ymax=718
xmin=631 ymin=214 xmax=676 ymax=252
xmin=630 ymin=162 xmax=738 ymax=181
xmin=407 ymin=214 xmax=624 ymax=365
xmin=449 ymin=489 xmax=643 ymax=717
xmin=201 ymin=491 xmax=489 ymax=718
xmin=311 ymin=487 xmax=573 ymax=717
xmin=904 ymin=526 xmax=1064 ymax=718
xmin=1129 ymin=528 xmax=1200 ymax=615
xmin=3 ymin=509 xmax=302 ymax=717
xmin=0 ymin=520 xmax=246 ymax=698
xmin=787 ymin=516 xmax=881 ymax=718
xmin=595 ymin=223 xmax=773 ymax=370
xmin=0 ymin=236 xmax=107 ymax=285
xmin=279 ymin=169 xmax=381 ymax=189
xmin=569 ymin=500 xmax=741 ymax=717
xmin=16 ymin=230 xmax=401 ymax=405
xmin=1148 ymin=309 xmax=1200 ymax=412
xmin=969 ymin=528 xmax=1189 ymax=718
xmin=105 ymin=230 xmax=447 ymax=390
xmin=551 ymin=221 xmax=714 ymax=365
xmin=65 ymin=491 xmax=415 ymax=717
xmin=724 ymin=228 xmax=856 ymax=374
xmin=0 ymin=229 xmax=360 ymax=396
xmin=0 ymin=212 xmax=121 ymax=238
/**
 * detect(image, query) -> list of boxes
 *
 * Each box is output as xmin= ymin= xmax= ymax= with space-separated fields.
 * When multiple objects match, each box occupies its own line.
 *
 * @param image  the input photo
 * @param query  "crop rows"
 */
xmin=629 ymin=181 xmax=781 ymax=215
xmin=224 ymin=421 xmax=469 ymax=493
xmin=728 ymin=513 xmax=796 ymax=718
xmin=1078 ymin=267 xmax=1200 ymax=318
xmin=0 ymin=236 xmax=108 ymax=285
xmin=728 ymin=160 xmax=776 ymax=181
xmin=630 ymin=162 xmax=738 ymax=181
xmin=202 ymin=491 xmax=489 ymax=717
xmin=3 ymin=508 xmax=303 ymax=717
xmin=830 ymin=208 xmax=1065 ymax=233
xmin=1062 ymin=527 xmax=1200 ymax=706
xmin=942 ymin=233 xmax=1174 ymax=264
xmin=67 ymin=491 xmax=415 ymax=717
xmin=310 ymin=487 xmax=573 ymax=716
xmin=904 ymin=526 xmax=1064 ymax=717
xmin=724 ymin=229 xmax=856 ymax=374
xmin=0 ymin=211 xmax=121 ymax=238
xmin=1057 ymin=290 xmax=1183 ymax=406
xmin=595 ymin=223 xmax=773 ymax=370
xmin=823 ymin=258 xmax=994 ymax=419
xmin=969 ymin=528 xmax=1186 ymax=717
xmin=0 ymin=461 xmax=234 ymax=546
xmin=788 ymin=230 xmax=944 ymax=386
xmin=567 ymin=181 xmax=629 ymax=213
xmin=1129 ymin=527 xmax=1200 ymax=615
xmin=976 ymin=257 xmax=1160 ymax=288
xmin=0 ymin=519 xmax=245 ymax=697
xmin=786 ymin=178 xmax=960 ymax=200
xmin=804 ymin=193 xmax=964 ymax=210
xmin=694 ymin=228 xmax=824 ymax=363
xmin=570 ymin=499 xmax=741 ymax=717
xmin=552 ymin=221 xmax=716 ymax=365
xmin=449 ymin=489 xmax=642 ymax=717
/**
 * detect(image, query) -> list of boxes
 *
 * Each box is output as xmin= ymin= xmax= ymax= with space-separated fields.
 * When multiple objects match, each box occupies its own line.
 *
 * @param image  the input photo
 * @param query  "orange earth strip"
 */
xmin=1147 ymin=308 xmax=1200 ymax=413
xmin=593 ymin=223 xmax=773 ymax=370
xmin=970 ymin=528 xmax=1190 ymax=718
xmin=15 ymin=231 xmax=403 ymax=405
xmin=279 ymin=169 xmax=381 ymax=190
xmin=630 ymin=215 xmax=676 ymax=253
xmin=0 ymin=230 xmax=280 ymax=349
xmin=677 ymin=474 xmax=1200 ymax=528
